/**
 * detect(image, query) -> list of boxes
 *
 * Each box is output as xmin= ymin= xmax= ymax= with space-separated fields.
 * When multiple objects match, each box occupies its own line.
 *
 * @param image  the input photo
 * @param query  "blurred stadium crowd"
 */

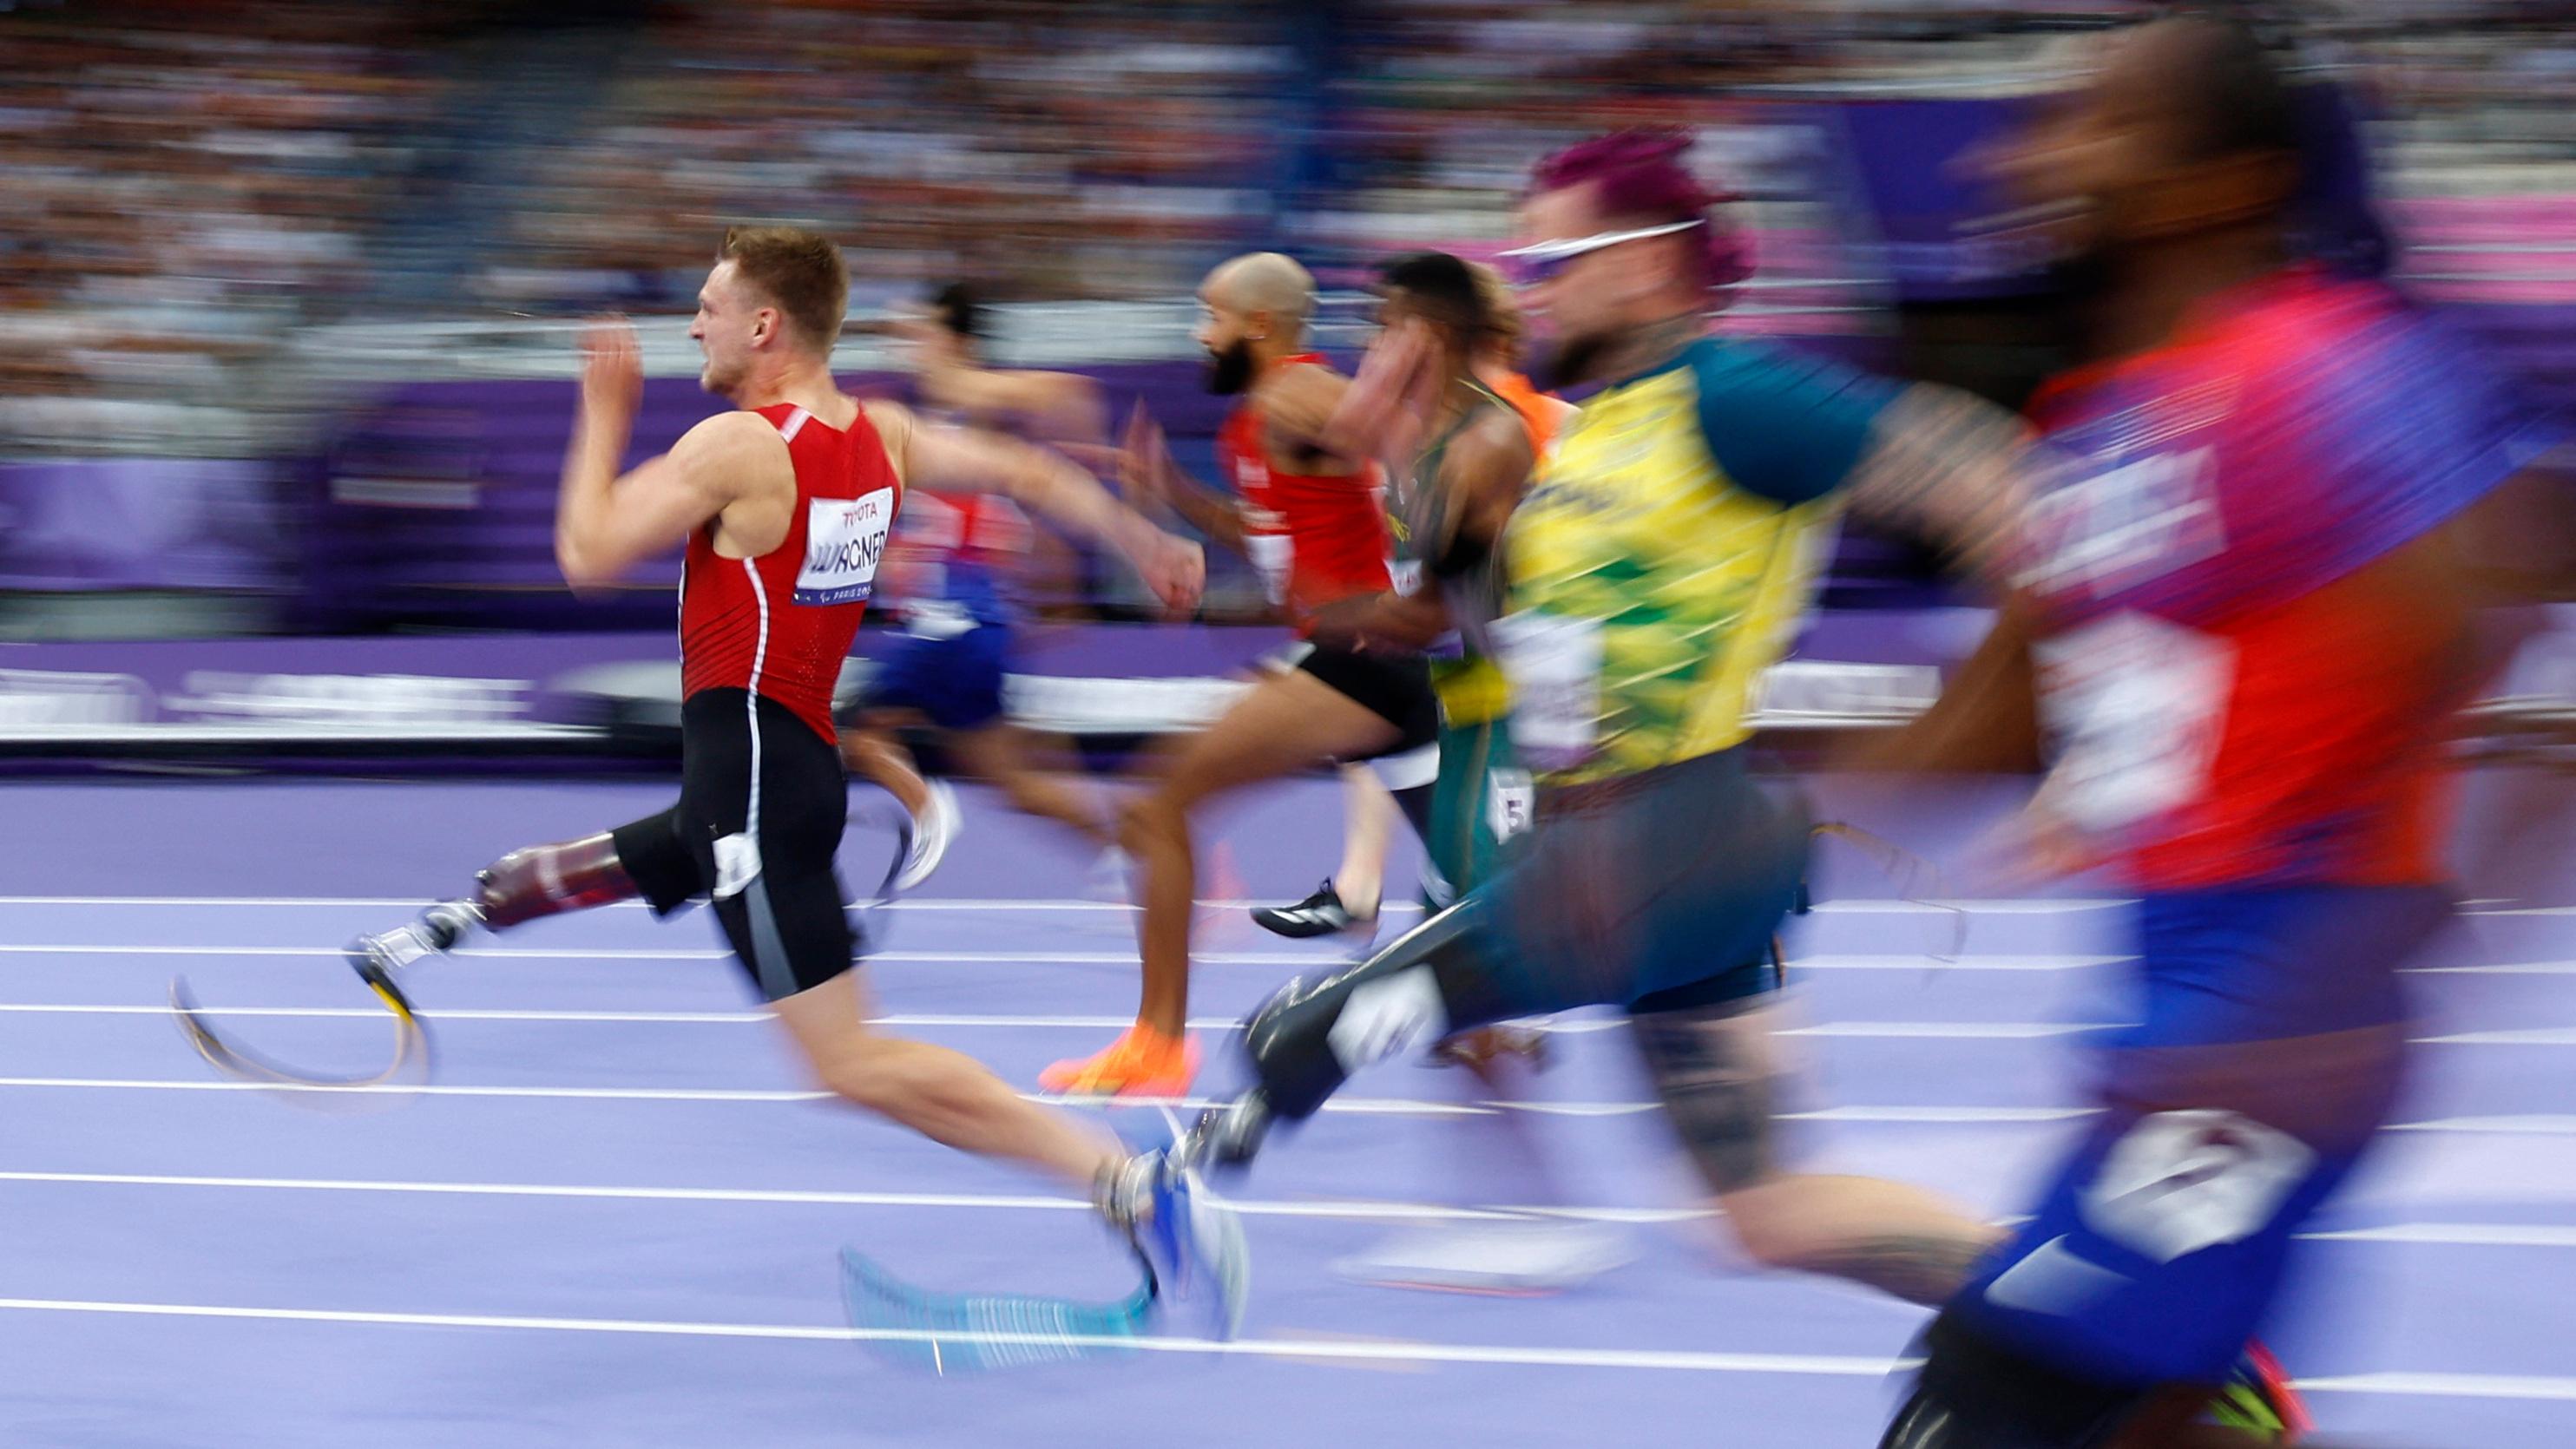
xmin=0 ymin=0 xmax=2567 ymax=467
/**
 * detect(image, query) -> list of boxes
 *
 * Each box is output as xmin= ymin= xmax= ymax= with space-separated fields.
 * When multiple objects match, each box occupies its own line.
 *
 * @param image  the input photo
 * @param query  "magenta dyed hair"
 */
xmin=1528 ymin=128 xmax=1753 ymax=293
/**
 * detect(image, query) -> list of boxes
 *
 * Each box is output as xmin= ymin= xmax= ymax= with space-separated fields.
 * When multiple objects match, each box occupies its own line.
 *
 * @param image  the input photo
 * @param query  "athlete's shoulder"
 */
xmin=670 ymin=409 xmax=793 ymax=490
xmin=1252 ymin=356 xmax=1348 ymax=419
xmin=1681 ymin=336 xmax=1902 ymax=506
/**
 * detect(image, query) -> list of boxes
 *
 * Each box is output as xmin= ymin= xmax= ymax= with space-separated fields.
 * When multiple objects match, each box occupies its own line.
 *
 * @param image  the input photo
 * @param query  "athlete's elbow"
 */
xmin=556 ymin=536 xmax=619 ymax=592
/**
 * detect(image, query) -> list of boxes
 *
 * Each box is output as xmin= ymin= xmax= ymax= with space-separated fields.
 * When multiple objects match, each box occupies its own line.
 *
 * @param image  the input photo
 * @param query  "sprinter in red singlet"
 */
xmin=1041 ymin=252 xmax=1445 ymax=1098
xmin=339 ymin=227 xmax=1242 ymax=1312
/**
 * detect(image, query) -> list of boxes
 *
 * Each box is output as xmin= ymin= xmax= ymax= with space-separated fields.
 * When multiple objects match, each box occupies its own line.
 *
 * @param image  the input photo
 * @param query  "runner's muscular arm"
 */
xmin=939 ymin=369 xmax=1109 ymax=448
xmin=1835 ymin=593 xmax=2044 ymax=774
xmin=1444 ymin=405 xmax=1536 ymax=562
xmin=1258 ymin=361 xmax=1369 ymax=475
xmin=1097 ymin=401 xmax=1246 ymax=554
xmin=556 ymin=321 xmax=776 ymax=589
xmin=1840 ymin=383 xmax=2049 ymax=596
xmin=1307 ymin=410 xmax=1531 ymax=652
xmin=865 ymin=398 xmax=1205 ymax=613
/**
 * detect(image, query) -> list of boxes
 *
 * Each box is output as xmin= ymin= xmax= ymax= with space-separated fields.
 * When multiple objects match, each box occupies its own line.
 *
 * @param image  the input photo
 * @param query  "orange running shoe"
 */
xmin=1038 ymin=1026 xmax=1199 ymax=1098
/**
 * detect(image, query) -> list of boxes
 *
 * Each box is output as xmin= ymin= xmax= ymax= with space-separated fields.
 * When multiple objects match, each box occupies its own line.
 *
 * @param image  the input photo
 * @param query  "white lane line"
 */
xmin=0 ymin=1002 xmax=2136 ymax=1040
xmin=0 ymin=1170 xmax=1700 ymax=1224
xmin=2290 ymin=1372 xmax=2576 ymax=1403
xmin=2305 ymin=1223 xmax=2576 ymax=1249
xmin=1806 ymin=899 xmax=2130 ymax=915
xmin=0 ymin=894 xmax=2120 ymax=915
xmin=0 ymin=895 xmax=1423 ymax=915
xmin=0 ymin=945 xmax=2146 ymax=974
xmin=2415 ymin=1028 xmax=2576 ymax=1046
xmin=6 ymin=1171 xmax=2562 ymax=1248
xmin=1791 ymin=955 xmax=2130 ymax=972
xmin=0 ymin=1295 xmax=1905 ymax=1376
xmin=0 ymin=1295 xmax=2553 ymax=1397
xmin=0 ymin=1003 xmax=1226 ymax=1029
xmin=0 ymin=945 xmax=1337 ymax=967
xmin=0 ymin=1072 xmax=2555 ymax=1132
xmin=1778 ymin=1022 xmax=2121 ymax=1039
xmin=0 ymin=1074 xmax=2086 ymax=1121
xmin=2409 ymin=963 xmax=2576 ymax=976
xmin=2389 ymin=1115 xmax=2576 ymax=1135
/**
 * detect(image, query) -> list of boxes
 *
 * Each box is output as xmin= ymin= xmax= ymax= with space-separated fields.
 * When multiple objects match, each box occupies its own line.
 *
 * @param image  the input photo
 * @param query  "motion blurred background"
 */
xmin=1 ymin=0 xmax=2569 ymax=749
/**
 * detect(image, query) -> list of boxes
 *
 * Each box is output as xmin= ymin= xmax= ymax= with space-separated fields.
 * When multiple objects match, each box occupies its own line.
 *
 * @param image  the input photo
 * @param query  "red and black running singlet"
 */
xmin=679 ymin=402 xmax=901 ymax=742
xmin=1216 ymin=352 xmax=1390 ymax=630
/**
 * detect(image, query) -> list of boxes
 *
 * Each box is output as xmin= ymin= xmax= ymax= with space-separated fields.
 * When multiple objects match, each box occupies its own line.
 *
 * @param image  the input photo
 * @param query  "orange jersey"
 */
xmin=1489 ymin=370 xmax=1575 ymax=459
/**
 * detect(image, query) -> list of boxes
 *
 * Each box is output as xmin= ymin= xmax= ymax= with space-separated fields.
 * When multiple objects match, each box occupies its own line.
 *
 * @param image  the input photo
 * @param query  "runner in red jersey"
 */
xmin=338 ymin=227 xmax=1241 ymax=1312
xmin=1042 ymin=252 xmax=1445 ymax=1097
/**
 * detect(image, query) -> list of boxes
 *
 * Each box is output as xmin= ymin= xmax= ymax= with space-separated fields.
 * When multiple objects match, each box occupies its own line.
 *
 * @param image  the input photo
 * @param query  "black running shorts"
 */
xmin=1278 ymin=639 xmax=1440 ymax=756
xmin=610 ymin=687 xmax=859 ymax=1002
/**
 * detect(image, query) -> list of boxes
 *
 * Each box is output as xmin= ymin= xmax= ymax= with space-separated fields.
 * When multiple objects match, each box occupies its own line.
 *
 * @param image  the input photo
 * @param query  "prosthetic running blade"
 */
xmin=1810 ymin=822 xmax=1970 ymax=970
xmin=169 ymin=944 xmax=433 ymax=1109
xmin=839 ymin=1246 xmax=1159 ymax=1374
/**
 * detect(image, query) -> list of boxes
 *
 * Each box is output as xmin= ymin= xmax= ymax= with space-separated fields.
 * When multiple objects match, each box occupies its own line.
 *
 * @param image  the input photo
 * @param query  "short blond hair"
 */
xmin=720 ymin=226 xmax=848 ymax=351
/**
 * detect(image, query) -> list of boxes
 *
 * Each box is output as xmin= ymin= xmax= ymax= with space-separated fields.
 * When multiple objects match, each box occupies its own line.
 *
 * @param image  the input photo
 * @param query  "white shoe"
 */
xmin=1087 ymin=844 xmax=1134 ymax=903
xmin=892 ymin=780 xmax=961 ymax=893
xmin=1332 ymin=1220 xmax=1633 ymax=1295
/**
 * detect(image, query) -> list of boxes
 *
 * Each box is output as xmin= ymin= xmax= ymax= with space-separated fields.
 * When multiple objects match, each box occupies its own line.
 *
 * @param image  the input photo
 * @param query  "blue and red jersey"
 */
xmin=877 ymin=487 xmax=1032 ymax=637
xmin=2017 ymin=266 xmax=2563 ymax=890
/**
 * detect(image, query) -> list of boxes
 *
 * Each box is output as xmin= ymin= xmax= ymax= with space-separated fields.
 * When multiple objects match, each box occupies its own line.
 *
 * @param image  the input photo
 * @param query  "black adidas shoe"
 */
xmin=1249 ymin=879 xmax=1377 ymax=940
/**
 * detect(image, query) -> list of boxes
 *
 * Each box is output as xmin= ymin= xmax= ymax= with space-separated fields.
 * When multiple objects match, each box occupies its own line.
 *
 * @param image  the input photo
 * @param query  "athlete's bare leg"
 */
xmin=1124 ymin=672 xmax=1401 ymax=1039
xmin=772 ymin=970 xmax=1124 ymax=1187
xmin=1719 ymin=1176 xmax=2007 ymax=1308
xmin=1328 ymin=763 xmax=1394 ymax=916
xmin=1645 ymin=1002 xmax=2004 ymax=1306
xmin=840 ymin=724 xmax=934 ymax=822
xmin=950 ymin=721 xmax=1116 ymax=848
xmin=1042 ymin=668 xmax=1401 ymax=1094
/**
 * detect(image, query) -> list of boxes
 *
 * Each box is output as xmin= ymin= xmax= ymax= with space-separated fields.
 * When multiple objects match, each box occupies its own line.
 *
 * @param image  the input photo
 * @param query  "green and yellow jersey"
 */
xmin=1497 ymin=336 xmax=1897 ymax=784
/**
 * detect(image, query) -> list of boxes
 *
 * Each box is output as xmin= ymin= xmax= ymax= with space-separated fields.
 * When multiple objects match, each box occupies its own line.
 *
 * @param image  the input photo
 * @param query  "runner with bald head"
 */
xmin=1041 ymin=252 xmax=1447 ymax=1097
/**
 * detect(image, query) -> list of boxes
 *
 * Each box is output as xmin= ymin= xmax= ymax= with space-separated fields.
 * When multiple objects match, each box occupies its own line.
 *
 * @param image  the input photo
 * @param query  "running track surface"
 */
xmin=3 ymin=773 xmax=2573 ymax=1448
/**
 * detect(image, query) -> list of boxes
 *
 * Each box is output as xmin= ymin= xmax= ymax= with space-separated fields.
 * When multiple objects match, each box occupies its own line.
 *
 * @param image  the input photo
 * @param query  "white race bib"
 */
xmin=794 ymin=492 xmax=894 ymax=606
xmin=1245 ymin=532 xmax=1293 ymax=608
xmin=1492 ymin=611 xmax=1603 ymax=773
xmin=2034 ymin=610 xmax=2233 ymax=834
xmin=1484 ymin=766 xmax=1534 ymax=843
xmin=1387 ymin=558 xmax=1424 ymax=597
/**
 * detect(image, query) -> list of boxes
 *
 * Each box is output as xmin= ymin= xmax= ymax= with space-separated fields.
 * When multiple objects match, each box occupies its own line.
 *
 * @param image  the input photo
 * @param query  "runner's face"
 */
xmin=1372 ymin=293 xmax=1453 ymax=372
xmin=890 ymin=308 xmax=968 ymax=371
xmin=1515 ymin=185 xmax=1659 ymax=384
xmin=692 ymin=263 xmax=765 ymax=397
xmin=1196 ymin=288 xmax=1258 ymax=396
xmin=1985 ymin=30 xmax=2198 ymax=261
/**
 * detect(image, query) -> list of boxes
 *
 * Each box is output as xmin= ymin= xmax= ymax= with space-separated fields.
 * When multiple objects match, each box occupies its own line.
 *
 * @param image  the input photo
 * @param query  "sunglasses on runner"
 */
xmin=1495 ymin=219 xmax=1704 ymax=287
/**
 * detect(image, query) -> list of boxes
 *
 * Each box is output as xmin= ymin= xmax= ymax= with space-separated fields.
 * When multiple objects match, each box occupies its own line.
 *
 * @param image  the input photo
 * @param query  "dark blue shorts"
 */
xmin=1948 ymin=882 xmax=2452 ymax=1388
xmin=851 ymin=621 xmax=1011 ymax=732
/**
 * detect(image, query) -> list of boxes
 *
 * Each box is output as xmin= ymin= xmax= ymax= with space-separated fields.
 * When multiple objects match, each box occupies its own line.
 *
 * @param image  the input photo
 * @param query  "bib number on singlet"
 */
xmin=794 ymin=492 xmax=894 ymax=606
xmin=2034 ymin=610 xmax=2234 ymax=834
xmin=1485 ymin=767 xmax=1534 ymax=843
xmin=1245 ymin=532 xmax=1294 ymax=609
xmin=1492 ymin=611 xmax=1603 ymax=773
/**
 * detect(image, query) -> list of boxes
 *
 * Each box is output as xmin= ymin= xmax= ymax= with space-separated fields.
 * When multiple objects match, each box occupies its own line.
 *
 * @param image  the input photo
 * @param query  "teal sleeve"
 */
xmin=1688 ymin=339 xmax=1902 ymax=506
